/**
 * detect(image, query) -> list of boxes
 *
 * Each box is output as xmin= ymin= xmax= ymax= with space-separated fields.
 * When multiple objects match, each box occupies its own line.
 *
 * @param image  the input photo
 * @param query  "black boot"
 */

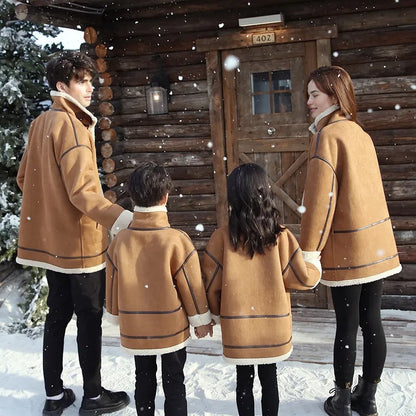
xmin=324 ymin=383 xmax=352 ymax=416
xmin=351 ymin=375 xmax=379 ymax=416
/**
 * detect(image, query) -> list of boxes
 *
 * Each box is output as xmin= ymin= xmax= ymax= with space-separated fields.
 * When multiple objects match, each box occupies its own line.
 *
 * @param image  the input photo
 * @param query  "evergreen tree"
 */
xmin=0 ymin=0 xmax=63 ymax=332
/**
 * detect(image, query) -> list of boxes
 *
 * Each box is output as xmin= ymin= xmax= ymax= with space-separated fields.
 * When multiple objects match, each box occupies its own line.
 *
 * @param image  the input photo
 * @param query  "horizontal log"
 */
xmin=390 ymin=264 xmax=416 ymax=281
xmin=353 ymin=76 xmax=416 ymax=95
xmin=96 ymin=58 xmax=107 ymax=73
xmin=197 ymin=25 xmax=337 ymax=52
xmin=380 ymin=164 xmax=416 ymax=181
xmin=176 ymin=224 xmax=217 ymax=239
xmin=357 ymin=93 xmax=416 ymax=112
xmin=384 ymin=180 xmax=416 ymax=201
xmin=84 ymin=26 xmax=97 ymax=44
xmin=106 ymin=81 xmax=207 ymax=100
xmin=343 ymin=59 xmax=416 ymax=79
xmin=98 ymin=117 xmax=112 ymax=130
xmin=109 ymin=110 xmax=210 ymax=127
xmin=171 ymin=179 xmax=215 ymax=195
xmin=391 ymin=217 xmax=416 ymax=231
xmin=106 ymin=50 xmax=205 ymax=72
xmin=168 ymin=211 xmax=217 ymax=226
xmin=369 ymin=129 xmax=416 ymax=146
xmin=110 ymin=137 xmax=213 ymax=155
xmin=105 ymin=151 xmax=213 ymax=171
xmin=359 ymin=109 xmax=416 ymax=131
xmin=168 ymin=194 xmax=216 ymax=211
xmin=121 ymin=125 xmax=211 ymax=140
xmin=394 ymin=230 xmax=416 ymax=245
xmin=333 ymin=43 xmax=416 ymax=66
xmin=388 ymin=201 xmax=416 ymax=216
xmin=381 ymin=295 xmax=416 ymax=311
xmin=98 ymin=93 xmax=209 ymax=116
xmin=102 ymin=157 xmax=115 ymax=173
xmin=333 ymin=26 xmax=416 ymax=51
xmin=376 ymin=144 xmax=416 ymax=165
xmin=383 ymin=280 xmax=416 ymax=296
xmin=397 ymin=245 xmax=416 ymax=264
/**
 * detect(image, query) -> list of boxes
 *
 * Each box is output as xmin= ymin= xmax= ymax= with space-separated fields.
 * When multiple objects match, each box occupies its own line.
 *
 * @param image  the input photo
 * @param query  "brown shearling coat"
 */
xmin=201 ymin=226 xmax=321 ymax=365
xmin=105 ymin=210 xmax=211 ymax=355
xmin=16 ymin=92 xmax=130 ymax=273
xmin=300 ymin=110 xmax=401 ymax=286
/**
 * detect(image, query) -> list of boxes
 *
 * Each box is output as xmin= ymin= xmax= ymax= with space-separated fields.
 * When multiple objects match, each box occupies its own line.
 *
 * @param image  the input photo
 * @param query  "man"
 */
xmin=16 ymin=51 xmax=132 ymax=416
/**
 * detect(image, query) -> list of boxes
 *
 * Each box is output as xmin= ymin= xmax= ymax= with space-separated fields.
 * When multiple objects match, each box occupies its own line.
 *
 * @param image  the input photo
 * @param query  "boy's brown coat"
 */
xmin=106 ymin=211 xmax=211 ymax=355
xmin=201 ymin=227 xmax=320 ymax=365
xmin=16 ymin=92 xmax=127 ymax=273
xmin=300 ymin=111 xmax=401 ymax=286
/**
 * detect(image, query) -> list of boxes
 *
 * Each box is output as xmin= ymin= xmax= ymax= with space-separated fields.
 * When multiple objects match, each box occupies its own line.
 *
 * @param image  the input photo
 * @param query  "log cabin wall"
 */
xmin=18 ymin=0 xmax=416 ymax=309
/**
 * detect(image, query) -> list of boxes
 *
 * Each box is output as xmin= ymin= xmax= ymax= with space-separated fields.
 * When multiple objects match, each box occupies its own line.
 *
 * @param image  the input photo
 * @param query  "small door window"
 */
xmin=251 ymin=70 xmax=292 ymax=115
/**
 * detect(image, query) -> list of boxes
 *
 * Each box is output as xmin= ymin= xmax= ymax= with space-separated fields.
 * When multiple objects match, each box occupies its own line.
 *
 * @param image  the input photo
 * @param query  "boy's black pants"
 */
xmin=134 ymin=347 xmax=187 ymax=416
xmin=43 ymin=269 xmax=104 ymax=398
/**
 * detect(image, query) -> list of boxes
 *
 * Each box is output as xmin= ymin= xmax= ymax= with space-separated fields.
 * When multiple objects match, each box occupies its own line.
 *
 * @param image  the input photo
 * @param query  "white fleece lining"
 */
xmin=50 ymin=90 xmax=97 ymax=131
xmin=134 ymin=205 xmax=167 ymax=213
xmin=121 ymin=339 xmax=190 ymax=356
xmin=223 ymin=347 xmax=293 ymax=365
xmin=211 ymin=314 xmax=221 ymax=325
xmin=321 ymin=264 xmax=402 ymax=287
xmin=188 ymin=310 xmax=212 ymax=327
xmin=308 ymin=104 xmax=340 ymax=134
xmin=110 ymin=210 xmax=133 ymax=237
xmin=16 ymin=257 xmax=106 ymax=274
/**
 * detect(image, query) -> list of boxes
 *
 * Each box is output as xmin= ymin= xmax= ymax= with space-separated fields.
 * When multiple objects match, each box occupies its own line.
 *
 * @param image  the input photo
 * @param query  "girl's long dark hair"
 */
xmin=227 ymin=163 xmax=284 ymax=258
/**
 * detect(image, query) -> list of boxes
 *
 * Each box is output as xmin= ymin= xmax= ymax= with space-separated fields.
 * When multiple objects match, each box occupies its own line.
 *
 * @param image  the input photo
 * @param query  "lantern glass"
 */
xmin=146 ymin=86 xmax=168 ymax=115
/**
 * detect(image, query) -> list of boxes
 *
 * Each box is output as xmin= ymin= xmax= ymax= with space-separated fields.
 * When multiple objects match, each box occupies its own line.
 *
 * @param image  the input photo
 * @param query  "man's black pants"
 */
xmin=43 ymin=269 xmax=104 ymax=398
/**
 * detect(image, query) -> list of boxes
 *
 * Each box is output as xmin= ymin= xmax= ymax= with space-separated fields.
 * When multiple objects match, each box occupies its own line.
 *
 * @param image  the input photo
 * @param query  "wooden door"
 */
xmin=222 ymin=41 xmax=326 ymax=307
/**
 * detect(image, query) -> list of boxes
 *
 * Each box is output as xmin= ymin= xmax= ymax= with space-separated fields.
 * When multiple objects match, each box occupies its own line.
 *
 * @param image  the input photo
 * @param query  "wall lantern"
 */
xmin=146 ymin=85 xmax=168 ymax=115
xmin=146 ymin=54 xmax=170 ymax=115
xmin=238 ymin=13 xmax=284 ymax=27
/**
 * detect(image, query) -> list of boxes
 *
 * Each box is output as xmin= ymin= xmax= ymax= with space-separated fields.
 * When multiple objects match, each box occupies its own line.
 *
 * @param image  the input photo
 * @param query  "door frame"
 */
xmin=197 ymin=24 xmax=337 ymax=227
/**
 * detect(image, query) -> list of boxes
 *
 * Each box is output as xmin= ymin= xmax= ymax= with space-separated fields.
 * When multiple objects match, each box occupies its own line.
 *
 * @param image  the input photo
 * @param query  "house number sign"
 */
xmin=252 ymin=32 xmax=276 ymax=45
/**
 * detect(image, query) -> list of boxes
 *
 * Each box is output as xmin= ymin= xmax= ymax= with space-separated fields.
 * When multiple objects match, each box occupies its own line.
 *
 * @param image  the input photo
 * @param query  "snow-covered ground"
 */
xmin=0 ymin=272 xmax=415 ymax=415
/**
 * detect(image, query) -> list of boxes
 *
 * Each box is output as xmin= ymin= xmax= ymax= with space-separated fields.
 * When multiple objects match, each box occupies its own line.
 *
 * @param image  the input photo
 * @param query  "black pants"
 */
xmin=134 ymin=348 xmax=187 ymax=416
xmin=236 ymin=364 xmax=279 ymax=416
xmin=43 ymin=269 xmax=104 ymax=398
xmin=331 ymin=279 xmax=386 ymax=388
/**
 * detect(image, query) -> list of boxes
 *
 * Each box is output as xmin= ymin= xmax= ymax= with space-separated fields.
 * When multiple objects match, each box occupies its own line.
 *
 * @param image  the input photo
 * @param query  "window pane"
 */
xmin=272 ymin=70 xmax=291 ymax=91
xmin=252 ymin=72 xmax=269 ymax=93
xmin=253 ymin=94 xmax=271 ymax=114
xmin=273 ymin=92 xmax=292 ymax=113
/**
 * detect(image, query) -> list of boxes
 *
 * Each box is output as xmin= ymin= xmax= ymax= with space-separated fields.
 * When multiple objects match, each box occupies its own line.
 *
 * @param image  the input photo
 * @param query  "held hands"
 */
xmin=194 ymin=321 xmax=215 ymax=339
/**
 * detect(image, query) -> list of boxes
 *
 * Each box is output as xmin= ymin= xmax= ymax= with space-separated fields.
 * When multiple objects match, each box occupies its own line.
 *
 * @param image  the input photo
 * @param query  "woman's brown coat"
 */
xmin=300 ymin=110 xmax=401 ymax=286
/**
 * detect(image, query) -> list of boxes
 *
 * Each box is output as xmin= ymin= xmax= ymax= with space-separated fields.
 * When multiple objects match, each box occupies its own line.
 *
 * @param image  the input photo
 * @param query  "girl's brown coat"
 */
xmin=202 ymin=227 xmax=320 ymax=365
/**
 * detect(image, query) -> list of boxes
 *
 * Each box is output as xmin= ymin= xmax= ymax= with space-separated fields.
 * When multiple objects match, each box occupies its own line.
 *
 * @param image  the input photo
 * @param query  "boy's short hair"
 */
xmin=128 ymin=161 xmax=172 ymax=207
xmin=46 ymin=51 xmax=97 ymax=90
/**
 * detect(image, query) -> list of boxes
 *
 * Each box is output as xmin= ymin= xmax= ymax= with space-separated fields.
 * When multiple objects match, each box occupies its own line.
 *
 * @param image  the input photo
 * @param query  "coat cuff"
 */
xmin=211 ymin=314 xmax=221 ymax=325
xmin=188 ymin=310 xmax=211 ymax=327
xmin=110 ymin=210 xmax=133 ymax=237
xmin=302 ymin=250 xmax=322 ymax=277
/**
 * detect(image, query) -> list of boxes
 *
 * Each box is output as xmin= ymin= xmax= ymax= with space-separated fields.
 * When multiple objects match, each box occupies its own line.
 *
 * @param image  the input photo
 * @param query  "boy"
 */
xmin=105 ymin=161 xmax=212 ymax=416
xmin=16 ymin=51 xmax=132 ymax=415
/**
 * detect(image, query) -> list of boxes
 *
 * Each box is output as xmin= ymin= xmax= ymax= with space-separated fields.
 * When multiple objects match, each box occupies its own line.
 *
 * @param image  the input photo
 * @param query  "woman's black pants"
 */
xmin=331 ymin=279 xmax=386 ymax=388
xmin=134 ymin=347 xmax=187 ymax=416
xmin=236 ymin=363 xmax=279 ymax=416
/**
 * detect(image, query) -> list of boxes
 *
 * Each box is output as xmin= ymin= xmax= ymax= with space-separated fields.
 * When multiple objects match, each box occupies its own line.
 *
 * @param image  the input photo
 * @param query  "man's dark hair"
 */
xmin=128 ymin=161 xmax=172 ymax=207
xmin=46 ymin=51 xmax=97 ymax=90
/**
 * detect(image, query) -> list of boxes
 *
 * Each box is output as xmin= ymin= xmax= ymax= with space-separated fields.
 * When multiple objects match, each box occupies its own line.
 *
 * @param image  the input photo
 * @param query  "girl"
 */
xmin=300 ymin=66 xmax=402 ymax=416
xmin=201 ymin=163 xmax=321 ymax=416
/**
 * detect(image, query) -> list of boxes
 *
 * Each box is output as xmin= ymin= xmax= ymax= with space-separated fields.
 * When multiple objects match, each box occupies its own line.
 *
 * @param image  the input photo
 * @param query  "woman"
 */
xmin=300 ymin=66 xmax=401 ymax=416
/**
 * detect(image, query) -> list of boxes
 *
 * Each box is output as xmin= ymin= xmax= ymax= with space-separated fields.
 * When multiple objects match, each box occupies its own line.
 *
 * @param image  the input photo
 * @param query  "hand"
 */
xmin=194 ymin=323 xmax=213 ymax=339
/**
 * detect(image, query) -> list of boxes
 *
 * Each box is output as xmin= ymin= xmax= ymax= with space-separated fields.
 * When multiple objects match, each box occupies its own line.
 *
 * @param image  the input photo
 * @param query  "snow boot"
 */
xmin=351 ymin=375 xmax=379 ymax=416
xmin=324 ymin=383 xmax=352 ymax=416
